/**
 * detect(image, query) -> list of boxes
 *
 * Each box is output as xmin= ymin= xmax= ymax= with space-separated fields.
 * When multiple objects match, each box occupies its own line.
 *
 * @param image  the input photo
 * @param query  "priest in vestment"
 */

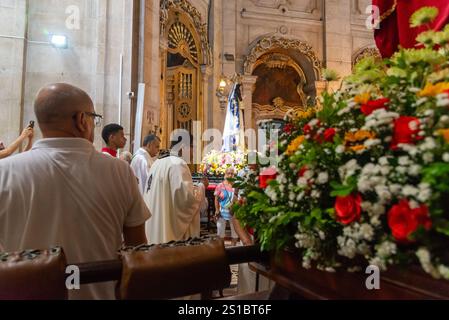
xmin=143 ymin=140 xmax=201 ymax=244
xmin=374 ymin=0 xmax=449 ymax=58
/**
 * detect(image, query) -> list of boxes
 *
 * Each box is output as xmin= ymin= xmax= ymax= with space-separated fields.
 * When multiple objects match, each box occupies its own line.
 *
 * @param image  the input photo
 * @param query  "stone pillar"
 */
xmin=200 ymin=65 xmax=213 ymax=132
xmin=222 ymin=0 xmax=236 ymax=77
xmin=141 ymin=0 xmax=161 ymax=141
xmin=325 ymin=0 xmax=352 ymax=78
xmin=241 ymin=75 xmax=257 ymax=131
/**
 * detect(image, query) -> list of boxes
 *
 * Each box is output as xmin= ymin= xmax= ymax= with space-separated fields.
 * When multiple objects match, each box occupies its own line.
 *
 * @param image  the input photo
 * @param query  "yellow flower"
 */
xmin=437 ymin=129 xmax=449 ymax=143
xmin=344 ymin=130 xmax=376 ymax=152
xmin=418 ymin=82 xmax=449 ymax=97
xmin=286 ymin=136 xmax=305 ymax=155
xmin=296 ymin=109 xmax=314 ymax=119
xmin=354 ymin=92 xmax=371 ymax=105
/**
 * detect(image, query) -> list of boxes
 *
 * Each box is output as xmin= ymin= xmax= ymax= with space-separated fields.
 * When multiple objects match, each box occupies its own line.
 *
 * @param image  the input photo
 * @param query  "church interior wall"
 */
xmin=0 ymin=0 xmax=376 ymax=153
xmin=0 ymin=0 xmax=135 ymax=151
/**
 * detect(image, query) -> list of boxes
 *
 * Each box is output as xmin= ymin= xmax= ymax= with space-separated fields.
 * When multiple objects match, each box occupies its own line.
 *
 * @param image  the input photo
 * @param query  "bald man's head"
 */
xmin=34 ymin=83 xmax=96 ymax=142
xmin=34 ymin=83 xmax=93 ymax=124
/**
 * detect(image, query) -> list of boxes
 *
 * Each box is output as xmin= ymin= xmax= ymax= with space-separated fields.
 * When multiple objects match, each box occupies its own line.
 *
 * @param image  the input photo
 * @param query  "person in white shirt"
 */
xmin=0 ymin=83 xmax=151 ymax=300
xmin=144 ymin=138 xmax=202 ymax=244
xmin=131 ymin=134 xmax=161 ymax=195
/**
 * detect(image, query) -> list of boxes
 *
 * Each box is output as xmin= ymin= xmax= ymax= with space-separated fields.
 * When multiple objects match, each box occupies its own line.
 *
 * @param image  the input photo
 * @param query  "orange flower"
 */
xmin=437 ymin=129 xmax=449 ymax=143
xmin=344 ymin=130 xmax=376 ymax=153
xmin=286 ymin=136 xmax=305 ymax=155
xmin=349 ymin=145 xmax=366 ymax=152
xmin=354 ymin=93 xmax=371 ymax=105
xmin=418 ymin=82 xmax=449 ymax=97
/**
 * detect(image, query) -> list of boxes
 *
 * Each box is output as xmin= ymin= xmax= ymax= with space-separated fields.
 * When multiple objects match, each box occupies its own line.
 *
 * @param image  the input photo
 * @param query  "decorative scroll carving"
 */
xmin=243 ymin=36 xmax=322 ymax=78
xmin=160 ymin=0 xmax=212 ymax=65
xmin=352 ymin=46 xmax=382 ymax=69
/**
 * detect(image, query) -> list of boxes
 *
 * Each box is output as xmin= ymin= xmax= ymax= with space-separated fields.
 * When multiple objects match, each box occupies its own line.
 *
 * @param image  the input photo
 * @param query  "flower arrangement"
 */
xmin=234 ymin=7 xmax=449 ymax=279
xmin=200 ymin=149 xmax=247 ymax=177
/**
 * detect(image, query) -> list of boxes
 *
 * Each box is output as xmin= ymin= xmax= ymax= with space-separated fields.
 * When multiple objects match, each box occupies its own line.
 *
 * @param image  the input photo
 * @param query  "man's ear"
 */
xmin=74 ymin=112 xmax=88 ymax=133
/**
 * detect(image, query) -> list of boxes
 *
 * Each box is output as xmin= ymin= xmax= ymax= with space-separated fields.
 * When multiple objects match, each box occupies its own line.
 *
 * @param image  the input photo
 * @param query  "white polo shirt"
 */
xmin=0 ymin=138 xmax=151 ymax=300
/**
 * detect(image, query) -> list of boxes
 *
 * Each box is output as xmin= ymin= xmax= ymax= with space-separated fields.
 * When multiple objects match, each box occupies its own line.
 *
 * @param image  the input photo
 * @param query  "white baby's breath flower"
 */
xmin=422 ymin=152 xmax=434 ymax=164
xmin=336 ymin=145 xmax=345 ymax=154
xmin=297 ymin=177 xmax=308 ymax=187
xmin=379 ymin=157 xmax=389 ymax=166
xmin=316 ymin=172 xmax=329 ymax=184
xmin=437 ymin=265 xmax=449 ymax=280
xmin=416 ymin=248 xmax=441 ymax=279
xmin=402 ymin=185 xmax=419 ymax=197
xmin=396 ymin=166 xmax=407 ymax=174
xmin=370 ymin=216 xmax=381 ymax=226
xmin=311 ymin=190 xmax=321 ymax=198
xmin=409 ymin=164 xmax=422 ymax=176
xmin=443 ymin=152 xmax=449 ymax=162
xmin=398 ymin=156 xmax=410 ymax=166
xmin=440 ymin=115 xmax=449 ymax=124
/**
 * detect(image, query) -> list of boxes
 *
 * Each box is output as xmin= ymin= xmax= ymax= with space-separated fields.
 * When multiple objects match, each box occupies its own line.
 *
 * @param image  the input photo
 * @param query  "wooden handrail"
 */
xmin=76 ymin=245 xmax=267 ymax=285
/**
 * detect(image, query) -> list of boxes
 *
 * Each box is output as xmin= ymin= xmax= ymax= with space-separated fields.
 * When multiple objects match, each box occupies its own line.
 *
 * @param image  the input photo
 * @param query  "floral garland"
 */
xmin=200 ymin=149 xmax=247 ymax=177
xmin=234 ymin=8 xmax=449 ymax=279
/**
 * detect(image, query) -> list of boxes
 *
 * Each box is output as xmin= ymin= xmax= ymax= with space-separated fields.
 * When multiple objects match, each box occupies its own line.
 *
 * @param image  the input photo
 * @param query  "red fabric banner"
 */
xmin=374 ymin=0 xmax=449 ymax=58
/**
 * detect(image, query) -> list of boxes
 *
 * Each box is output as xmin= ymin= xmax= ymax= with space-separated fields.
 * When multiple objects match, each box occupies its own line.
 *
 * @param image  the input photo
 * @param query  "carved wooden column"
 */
xmin=241 ymin=75 xmax=258 ymax=131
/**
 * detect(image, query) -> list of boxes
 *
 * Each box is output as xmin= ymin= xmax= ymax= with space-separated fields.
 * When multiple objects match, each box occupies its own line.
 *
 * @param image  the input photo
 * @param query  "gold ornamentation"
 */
xmin=352 ymin=46 xmax=382 ymax=69
xmin=168 ymin=21 xmax=199 ymax=65
xmin=379 ymin=0 xmax=397 ymax=23
xmin=272 ymin=97 xmax=285 ymax=108
xmin=244 ymin=36 xmax=322 ymax=77
xmin=160 ymin=0 xmax=212 ymax=65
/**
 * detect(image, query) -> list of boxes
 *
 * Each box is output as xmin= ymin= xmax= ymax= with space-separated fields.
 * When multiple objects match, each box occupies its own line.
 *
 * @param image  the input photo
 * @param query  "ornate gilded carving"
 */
xmin=352 ymin=46 xmax=382 ymax=69
xmin=252 ymin=103 xmax=309 ymax=127
xmin=243 ymin=36 xmax=322 ymax=77
xmin=160 ymin=0 xmax=212 ymax=65
xmin=168 ymin=21 xmax=199 ymax=65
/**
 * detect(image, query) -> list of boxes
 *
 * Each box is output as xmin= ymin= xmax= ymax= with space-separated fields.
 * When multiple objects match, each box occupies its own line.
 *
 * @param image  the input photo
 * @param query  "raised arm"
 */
xmin=0 ymin=128 xmax=33 ymax=159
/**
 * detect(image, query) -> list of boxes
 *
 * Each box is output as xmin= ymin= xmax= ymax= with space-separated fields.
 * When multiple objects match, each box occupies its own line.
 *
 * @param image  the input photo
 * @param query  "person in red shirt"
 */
xmin=101 ymin=123 xmax=127 ymax=157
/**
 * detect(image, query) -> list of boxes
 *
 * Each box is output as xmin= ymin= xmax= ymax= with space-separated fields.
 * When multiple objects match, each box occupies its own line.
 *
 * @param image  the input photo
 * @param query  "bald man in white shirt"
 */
xmin=0 ymin=83 xmax=151 ymax=300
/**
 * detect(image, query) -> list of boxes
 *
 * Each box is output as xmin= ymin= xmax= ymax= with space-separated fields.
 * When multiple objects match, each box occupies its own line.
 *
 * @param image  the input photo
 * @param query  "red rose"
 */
xmin=303 ymin=124 xmax=312 ymax=135
xmin=323 ymin=128 xmax=337 ymax=142
xmin=283 ymin=123 xmax=295 ymax=134
xmin=259 ymin=167 xmax=277 ymax=189
xmin=391 ymin=116 xmax=422 ymax=150
xmin=297 ymin=165 xmax=308 ymax=177
xmin=303 ymin=120 xmax=321 ymax=135
xmin=388 ymin=200 xmax=432 ymax=242
xmin=335 ymin=194 xmax=362 ymax=225
xmin=360 ymin=98 xmax=390 ymax=116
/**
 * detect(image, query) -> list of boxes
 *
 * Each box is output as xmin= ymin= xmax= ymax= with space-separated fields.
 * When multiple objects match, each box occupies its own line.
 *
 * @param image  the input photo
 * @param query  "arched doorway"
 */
xmin=159 ymin=0 xmax=212 ymax=150
xmin=243 ymin=36 xmax=322 ymax=129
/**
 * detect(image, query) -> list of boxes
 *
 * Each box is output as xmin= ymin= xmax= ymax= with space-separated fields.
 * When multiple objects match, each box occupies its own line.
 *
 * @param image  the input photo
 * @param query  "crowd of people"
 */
xmin=0 ymin=83 xmax=252 ymax=300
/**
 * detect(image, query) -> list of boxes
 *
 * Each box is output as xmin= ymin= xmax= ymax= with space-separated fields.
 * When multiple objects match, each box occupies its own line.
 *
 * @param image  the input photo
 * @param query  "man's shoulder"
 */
xmin=0 ymin=149 xmax=38 ymax=168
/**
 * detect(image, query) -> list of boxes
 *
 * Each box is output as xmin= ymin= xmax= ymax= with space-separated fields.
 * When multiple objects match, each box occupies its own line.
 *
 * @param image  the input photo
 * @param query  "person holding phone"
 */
xmin=0 ymin=124 xmax=34 ymax=160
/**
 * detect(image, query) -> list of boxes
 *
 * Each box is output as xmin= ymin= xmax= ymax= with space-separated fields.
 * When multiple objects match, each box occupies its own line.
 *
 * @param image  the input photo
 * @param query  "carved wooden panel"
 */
xmin=250 ymin=0 xmax=318 ymax=13
xmin=174 ymin=66 xmax=197 ymax=134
